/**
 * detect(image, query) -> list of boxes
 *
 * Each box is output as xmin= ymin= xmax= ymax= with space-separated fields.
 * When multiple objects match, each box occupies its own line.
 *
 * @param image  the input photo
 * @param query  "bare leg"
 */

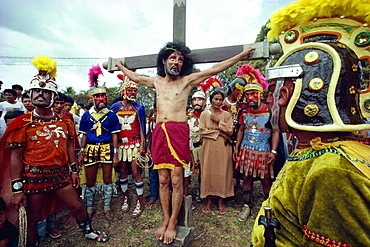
xmin=217 ymin=197 xmax=228 ymax=214
xmin=54 ymin=184 xmax=87 ymax=222
xmin=260 ymin=177 xmax=272 ymax=198
xmin=163 ymin=167 xmax=183 ymax=244
xmin=183 ymin=176 xmax=190 ymax=196
xmin=202 ymin=195 xmax=212 ymax=213
xmin=131 ymin=160 xmax=143 ymax=183
xmin=155 ymin=169 xmax=171 ymax=241
xmin=242 ymin=175 xmax=253 ymax=203
xmin=26 ymin=193 xmax=47 ymax=245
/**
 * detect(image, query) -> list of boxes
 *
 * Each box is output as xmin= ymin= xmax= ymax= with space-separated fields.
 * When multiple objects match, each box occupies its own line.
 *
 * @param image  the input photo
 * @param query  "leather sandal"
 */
xmin=48 ymin=227 xmax=62 ymax=239
xmin=144 ymin=200 xmax=156 ymax=209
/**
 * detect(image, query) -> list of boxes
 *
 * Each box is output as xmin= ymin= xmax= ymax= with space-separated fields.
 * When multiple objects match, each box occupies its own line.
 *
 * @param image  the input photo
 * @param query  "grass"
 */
xmin=41 ymin=173 xmax=265 ymax=247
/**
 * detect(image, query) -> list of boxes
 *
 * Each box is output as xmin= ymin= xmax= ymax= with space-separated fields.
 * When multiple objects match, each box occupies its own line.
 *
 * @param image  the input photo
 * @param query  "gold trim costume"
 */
xmin=252 ymin=0 xmax=370 ymax=246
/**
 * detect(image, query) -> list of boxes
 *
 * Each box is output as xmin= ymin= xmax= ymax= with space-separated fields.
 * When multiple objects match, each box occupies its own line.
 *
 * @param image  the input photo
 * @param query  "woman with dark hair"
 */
xmin=199 ymin=90 xmax=234 ymax=214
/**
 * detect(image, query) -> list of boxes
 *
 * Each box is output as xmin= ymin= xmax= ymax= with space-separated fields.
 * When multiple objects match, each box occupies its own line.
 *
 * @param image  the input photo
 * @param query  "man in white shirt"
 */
xmin=0 ymin=89 xmax=26 ymax=137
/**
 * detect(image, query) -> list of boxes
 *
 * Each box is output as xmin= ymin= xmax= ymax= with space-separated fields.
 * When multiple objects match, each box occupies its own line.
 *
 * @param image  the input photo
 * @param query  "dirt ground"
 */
xmin=41 ymin=171 xmax=265 ymax=247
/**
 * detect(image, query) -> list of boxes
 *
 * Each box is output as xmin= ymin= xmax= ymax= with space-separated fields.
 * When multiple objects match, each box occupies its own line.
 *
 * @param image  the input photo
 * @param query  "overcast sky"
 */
xmin=0 ymin=0 xmax=294 ymax=93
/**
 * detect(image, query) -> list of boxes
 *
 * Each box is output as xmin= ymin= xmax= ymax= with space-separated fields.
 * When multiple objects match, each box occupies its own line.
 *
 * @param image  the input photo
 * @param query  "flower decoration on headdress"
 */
xmin=88 ymin=64 xmax=106 ymax=96
xmin=236 ymin=64 xmax=267 ymax=92
xmin=32 ymin=56 xmax=57 ymax=78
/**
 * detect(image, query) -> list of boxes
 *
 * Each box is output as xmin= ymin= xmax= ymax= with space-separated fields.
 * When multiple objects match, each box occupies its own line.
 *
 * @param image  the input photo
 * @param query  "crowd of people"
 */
xmin=1 ymin=0 xmax=370 ymax=246
xmin=0 ymin=41 xmax=276 ymax=246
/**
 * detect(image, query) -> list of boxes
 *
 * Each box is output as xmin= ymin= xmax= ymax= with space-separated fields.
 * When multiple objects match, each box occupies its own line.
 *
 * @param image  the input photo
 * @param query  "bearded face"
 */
xmin=90 ymin=93 xmax=108 ymax=109
xmin=122 ymin=87 xmax=138 ymax=101
xmin=164 ymin=52 xmax=184 ymax=76
xmin=30 ymin=88 xmax=55 ymax=108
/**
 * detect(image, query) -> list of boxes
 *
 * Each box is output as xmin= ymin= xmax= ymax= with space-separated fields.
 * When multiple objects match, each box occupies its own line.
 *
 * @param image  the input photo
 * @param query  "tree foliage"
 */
xmin=216 ymin=22 xmax=283 ymax=93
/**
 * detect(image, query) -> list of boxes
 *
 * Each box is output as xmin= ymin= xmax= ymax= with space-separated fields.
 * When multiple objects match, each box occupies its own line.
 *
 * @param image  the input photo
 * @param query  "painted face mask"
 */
xmin=243 ymin=90 xmax=262 ymax=108
xmin=91 ymin=93 xmax=108 ymax=109
xmin=30 ymin=88 xmax=55 ymax=108
xmin=164 ymin=52 xmax=184 ymax=76
xmin=191 ymin=91 xmax=206 ymax=111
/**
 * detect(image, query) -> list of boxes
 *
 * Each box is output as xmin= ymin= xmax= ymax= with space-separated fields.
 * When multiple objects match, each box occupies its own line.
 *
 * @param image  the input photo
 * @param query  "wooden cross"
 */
xmin=103 ymin=0 xmax=272 ymax=72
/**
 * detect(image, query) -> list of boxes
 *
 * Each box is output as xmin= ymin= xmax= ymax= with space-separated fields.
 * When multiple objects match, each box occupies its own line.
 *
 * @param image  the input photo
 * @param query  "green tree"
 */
xmin=61 ymin=86 xmax=77 ymax=98
xmin=217 ymin=22 xmax=283 ymax=94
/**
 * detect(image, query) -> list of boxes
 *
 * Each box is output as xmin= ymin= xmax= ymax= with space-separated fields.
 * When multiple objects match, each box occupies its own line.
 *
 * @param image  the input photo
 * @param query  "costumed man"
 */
xmin=110 ymin=74 xmax=147 ymax=217
xmin=251 ymin=0 xmax=370 ymax=246
xmin=78 ymin=65 xmax=120 ymax=221
xmin=188 ymin=90 xmax=206 ymax=202
xmin=115 ymin=41 xmax=255 ymax=244
xmin=0 ymin=56 xmax=109 ymax=246
xmin=233 ymin=64 xmax=279 ymax=222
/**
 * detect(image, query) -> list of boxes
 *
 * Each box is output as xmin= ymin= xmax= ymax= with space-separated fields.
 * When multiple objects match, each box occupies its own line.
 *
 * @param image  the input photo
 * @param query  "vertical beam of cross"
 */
xmin=102 ymin=0 xmax=277 ymax=72
xmin=173 ymin=0 xmax=186 ymax=44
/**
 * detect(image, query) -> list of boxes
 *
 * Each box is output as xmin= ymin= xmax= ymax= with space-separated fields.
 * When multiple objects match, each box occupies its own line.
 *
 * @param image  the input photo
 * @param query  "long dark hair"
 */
xmin=156 ymin=41 xmax=194 ymax=77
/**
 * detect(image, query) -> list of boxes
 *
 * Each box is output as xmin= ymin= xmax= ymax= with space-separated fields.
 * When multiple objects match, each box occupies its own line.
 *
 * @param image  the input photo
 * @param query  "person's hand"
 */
xmin=242 ymin=46 xmax=256 ymax=60
xmin=114 ymin=59 xmax=123 ymax=67
xmin=70 ymin=173 xmax=80 ymax=188
xmin=233 ymin=149 xmax=239 ymax=162
xmin=210 ymin=113 xmax=220 ymax=123
xmin=139 ymin=146 xmax=146 ymax=156
xmin=267 ymin=152 xmax=276 ymax=165
xmin=191 ymin=163 xmax=196 ymax=173
xmin=113 ymin=154 xmax=119 ymax=167
xmin=12 ymin=192 xmax=27 ymax=210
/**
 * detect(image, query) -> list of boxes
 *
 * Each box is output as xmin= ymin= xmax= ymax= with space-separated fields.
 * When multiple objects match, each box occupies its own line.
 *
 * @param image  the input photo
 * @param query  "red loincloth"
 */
xmin=152 ymin=122 xmax=190 ymax=170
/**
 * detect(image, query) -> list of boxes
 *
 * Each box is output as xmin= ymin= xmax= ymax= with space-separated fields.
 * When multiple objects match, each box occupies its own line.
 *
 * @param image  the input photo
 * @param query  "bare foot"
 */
xmin=155 ymin=223 xmax=167 ymax=241
xmin=218 ymin=203 xmax=228 ymax=215
xmin=201 ymin=204 xmax=211 ymax=213
xmin=202 ymin=196 xmax=212 ymax=213
xmin=163 ymin=224 xmax=177 ymax=244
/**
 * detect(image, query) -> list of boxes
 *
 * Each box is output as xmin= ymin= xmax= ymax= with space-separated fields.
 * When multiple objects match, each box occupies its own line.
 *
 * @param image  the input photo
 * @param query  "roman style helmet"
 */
xmin=266 ymin=0 xmax=370 ymax=132
xmin=192 ymin=91 xmax=206 ymax=100
xmin=236 ymin=64 xmax=268 ymax=104
xmin=30 ymin=56 xmax=58 ymax=107
xmin=118 ymin=73 xmax=138 ymax=101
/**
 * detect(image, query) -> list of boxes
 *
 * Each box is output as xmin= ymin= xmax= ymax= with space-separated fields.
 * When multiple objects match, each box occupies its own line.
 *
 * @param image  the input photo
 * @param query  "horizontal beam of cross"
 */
xmin=103 ymin=39 xmax=271 ymax=73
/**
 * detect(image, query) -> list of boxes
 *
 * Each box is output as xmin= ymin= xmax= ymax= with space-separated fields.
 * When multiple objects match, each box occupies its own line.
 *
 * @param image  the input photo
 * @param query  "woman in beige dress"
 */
xmin=199 ymin=90 xmax=234 ymax=214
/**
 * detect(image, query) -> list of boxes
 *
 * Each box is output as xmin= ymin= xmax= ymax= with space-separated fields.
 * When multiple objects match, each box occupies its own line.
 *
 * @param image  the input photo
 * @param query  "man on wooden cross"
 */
xmin=115 ymin=41 xmax=255 ymax=244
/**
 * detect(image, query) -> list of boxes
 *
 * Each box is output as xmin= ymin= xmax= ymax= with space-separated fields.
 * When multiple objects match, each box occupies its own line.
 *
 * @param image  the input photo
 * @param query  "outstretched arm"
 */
xmin=114 ymin=59 xmax=155 ymax=88
xmin=186 ymin=46 xmax=255 ymax=87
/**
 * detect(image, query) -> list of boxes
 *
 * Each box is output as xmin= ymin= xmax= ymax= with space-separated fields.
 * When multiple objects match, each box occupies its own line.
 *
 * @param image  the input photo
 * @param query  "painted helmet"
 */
xmin=266 ymin=0 xmax=370 ymax=132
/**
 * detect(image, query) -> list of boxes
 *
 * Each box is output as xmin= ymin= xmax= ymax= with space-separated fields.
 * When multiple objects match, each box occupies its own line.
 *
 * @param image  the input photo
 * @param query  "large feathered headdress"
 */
xmin=236 ymin=64 xmax=267 ymax=92
xmin=88 ymin=64 xmax=106 ymax=96
xmin=32 ymin=56 xmax=57 ymax=78
xmin=196 ymin=77 xmax=223 ymax=94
